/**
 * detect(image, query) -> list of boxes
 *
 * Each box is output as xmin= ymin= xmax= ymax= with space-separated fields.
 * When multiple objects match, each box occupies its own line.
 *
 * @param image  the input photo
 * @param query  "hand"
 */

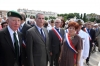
xmin=58 ymin=57 xmax=61 ymax=63
xmin=96 ymin=37 xmax=98 ymax=39
xmin=50 ymin=52 xmax=52 ymax=56
xmin=92 ymin=42 xmax=95 ymax=45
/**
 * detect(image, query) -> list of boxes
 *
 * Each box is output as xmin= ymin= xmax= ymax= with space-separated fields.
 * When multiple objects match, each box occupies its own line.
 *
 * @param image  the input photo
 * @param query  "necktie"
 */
xmin=40 ymin=29 xmax=45 ymax=41
xmin=13 ymin=32 xmax=19 ymax=60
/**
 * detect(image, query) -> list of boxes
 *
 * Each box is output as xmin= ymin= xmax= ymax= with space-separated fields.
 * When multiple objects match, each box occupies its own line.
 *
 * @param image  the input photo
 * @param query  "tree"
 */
xmin=96 ymin=19 xmax=100 ymax=23
xmin=74 ymin=13 xmax=80 ymax=19
xmin=67 ymin=13 xmax=75 ymax=19
xmin=45 ymin=17 xmax=48 ymax=20
xmin=83 ymin=13 xmax=87 ymax=22
xmin=33 ymin=16 xmax=35 ymax=19
xmin=89 ymin=18 xmax=96 ymax=22
xmin=80 ymin=14 xmax=83 ymax=19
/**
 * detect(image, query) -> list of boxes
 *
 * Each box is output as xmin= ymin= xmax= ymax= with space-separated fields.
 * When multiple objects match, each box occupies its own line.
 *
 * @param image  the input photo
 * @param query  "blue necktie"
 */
xmin=40 ymin=29 xmax=45 ymax=41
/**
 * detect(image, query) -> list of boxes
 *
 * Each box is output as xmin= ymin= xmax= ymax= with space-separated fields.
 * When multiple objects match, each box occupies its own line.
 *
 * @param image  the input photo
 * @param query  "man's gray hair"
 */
xmin=35 ymin=13 xmax=44 ymax=19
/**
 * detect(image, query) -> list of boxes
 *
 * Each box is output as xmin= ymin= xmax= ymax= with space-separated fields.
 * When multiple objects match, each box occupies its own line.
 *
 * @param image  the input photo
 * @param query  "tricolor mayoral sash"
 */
xmin=84 ymin=28 xmax=92 ymax=40
xmin=22 ymin=40 xmax=26 ymax=48
xmin=52 ymin=28 xmax=62 ymax=43
xmin=65 ymin=33 xmax=78 ymax=65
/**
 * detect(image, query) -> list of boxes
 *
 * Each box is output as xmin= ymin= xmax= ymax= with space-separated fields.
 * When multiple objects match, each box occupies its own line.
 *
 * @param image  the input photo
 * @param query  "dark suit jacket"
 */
xmin=21 ymin=23 xmax=31 ymax=43
xmin=20 ymin=23 xmax=31 ymax=66
xmin=49 ymin=28 xmax=65 ymax=54
xmin=0 ymin=27 xmax=22 ymax=66
xmin=89 ymin=29 xmax=95 ymax=43
xmin=26 ymin=26 xmax=50 ymax=66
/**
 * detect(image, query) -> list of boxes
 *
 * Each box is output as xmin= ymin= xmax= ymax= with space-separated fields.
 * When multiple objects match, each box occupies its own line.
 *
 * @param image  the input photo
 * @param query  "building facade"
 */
xmin=17 ymin=9 xmax=57 ymax=18
xmin=0 ymin=10 xmax=8 ymax=17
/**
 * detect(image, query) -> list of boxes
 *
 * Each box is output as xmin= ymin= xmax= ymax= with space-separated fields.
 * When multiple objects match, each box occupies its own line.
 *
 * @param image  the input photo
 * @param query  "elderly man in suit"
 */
xmin=26 ymin=13 xmax=50 ymax=66
xmin=49 ymin=18 xmax=65 ymax=66
xmin=19 ymin=12 xmax=31 ymax=66
xmin=0 ymin=11 xmax=23 ymax=66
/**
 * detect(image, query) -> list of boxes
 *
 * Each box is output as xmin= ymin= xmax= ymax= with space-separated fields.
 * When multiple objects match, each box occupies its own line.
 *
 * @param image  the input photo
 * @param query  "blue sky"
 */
xmin=0 ymin=0 xmax=100 ymax=14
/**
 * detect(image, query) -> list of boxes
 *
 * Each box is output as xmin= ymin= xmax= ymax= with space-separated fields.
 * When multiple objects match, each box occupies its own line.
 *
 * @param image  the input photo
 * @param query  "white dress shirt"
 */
xmin=7 ymin=26 xmax=20 ymax=48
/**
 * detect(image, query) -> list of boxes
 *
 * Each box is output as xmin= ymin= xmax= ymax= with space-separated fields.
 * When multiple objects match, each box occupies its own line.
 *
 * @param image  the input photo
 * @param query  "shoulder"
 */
xmin=0 ymin=27 xmax=7 ymax=34
xmin=27 ymin=26 xmax=35 ymax=32
xmin=81 ymin=30 xmax=88 ymax=36
xmin=24 ymin=23 xmax=31 ymax=28
xmin=75 ymin=34 xmax=82 ymax=40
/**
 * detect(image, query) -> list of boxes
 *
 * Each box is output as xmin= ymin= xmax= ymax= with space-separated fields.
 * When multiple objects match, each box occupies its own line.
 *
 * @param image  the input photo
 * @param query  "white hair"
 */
xmin=54 ymin=18 xmax=61 ymax=23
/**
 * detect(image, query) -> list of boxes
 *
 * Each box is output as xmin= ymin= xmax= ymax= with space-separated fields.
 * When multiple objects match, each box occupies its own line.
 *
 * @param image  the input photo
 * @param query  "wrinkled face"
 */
xmin=7 ymin=17 xmax=21 ymax=31
xmin=68 ymin=26 xmax=76 ymax=34
xmin=55 ymin=20 xmax=61 ymax=28
xmin=35 ymin=14 xmax=45 ymax=27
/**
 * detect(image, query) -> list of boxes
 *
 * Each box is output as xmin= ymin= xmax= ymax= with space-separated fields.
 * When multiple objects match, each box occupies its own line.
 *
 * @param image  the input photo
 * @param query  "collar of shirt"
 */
xmin=21 ymin=22 xmax=25 ymax=28
xmin=7 ymin=25 xmax=20 ymax=47
xmin=55 ymin=27 xmax=60 ymax=32
xmin=35 ymin=25 xmax=45 ymax=37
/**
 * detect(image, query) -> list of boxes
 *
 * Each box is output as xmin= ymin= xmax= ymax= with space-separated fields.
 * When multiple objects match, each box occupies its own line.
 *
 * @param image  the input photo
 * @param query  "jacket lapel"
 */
xmin=4 ymin=27 xmax=15 ymax=53
xmin=34 ymin=26 xmax=45 ymax=43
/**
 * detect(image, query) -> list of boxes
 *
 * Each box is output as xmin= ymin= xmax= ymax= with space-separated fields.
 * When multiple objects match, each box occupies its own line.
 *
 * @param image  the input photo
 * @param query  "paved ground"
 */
xmin=48 ymin=48 xmax=100 ymax=66
xmin=84 ymin=51 xmax=100 ymax=66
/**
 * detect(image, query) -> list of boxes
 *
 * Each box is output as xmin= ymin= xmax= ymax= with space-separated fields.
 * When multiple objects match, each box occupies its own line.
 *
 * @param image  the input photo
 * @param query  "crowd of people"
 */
xmin=0 ymin=10 xmax=100 ymax=66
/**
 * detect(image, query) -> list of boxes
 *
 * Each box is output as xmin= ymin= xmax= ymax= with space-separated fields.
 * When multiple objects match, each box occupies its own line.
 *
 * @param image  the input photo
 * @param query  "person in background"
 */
xmin=60 ymin=19 xmax=65 ymax=28
xmin=27 ymin=19 xmax=36 ymax=27
xmin=1 ymin=21 xmax=8 ymax=28
xmin=47 ymin=19 xmax=55 ymax=31
xmin=94 ymin=24 xmax=100 ymax=52
xmin=19 ymin=12 xmax=31 ymax=66
xmin=76 ymin=19 xmax=90 ymax=66
xmin=59 ymin=21 xmax=82 ymax=66
xmin=43 ymin=21 xmax=48 ymax=28
xmin=85 ymin=22 xmax=95 ymax=65
xmin=49 ymin=18 xmax=65 ymax=66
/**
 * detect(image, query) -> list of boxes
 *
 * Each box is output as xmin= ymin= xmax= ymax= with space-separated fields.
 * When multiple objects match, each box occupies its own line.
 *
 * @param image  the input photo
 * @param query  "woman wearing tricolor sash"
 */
xmin=59 ymin=22 xmax=82 ymax=66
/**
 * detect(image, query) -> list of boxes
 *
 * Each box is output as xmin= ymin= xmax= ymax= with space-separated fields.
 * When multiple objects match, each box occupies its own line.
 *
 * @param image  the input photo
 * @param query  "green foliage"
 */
xmin=96 ymin=19 xmax=100 ymax=23
xmin=67 ymin=13 xmax=75 ymax=19
xmin=45 ymin=17 xmax=48 ymax=20
xmin=80 ymin=14 xmax=83 ymax=19
xmin=89 ymin=18 xmax=96 ymax=22
xmin=74 ymin=13 xmax=80 ymax=19
xmin=49 ymin=16 xmax=56 ymax=19
xmin=83 ymin=13 xmax=88 ymax=22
